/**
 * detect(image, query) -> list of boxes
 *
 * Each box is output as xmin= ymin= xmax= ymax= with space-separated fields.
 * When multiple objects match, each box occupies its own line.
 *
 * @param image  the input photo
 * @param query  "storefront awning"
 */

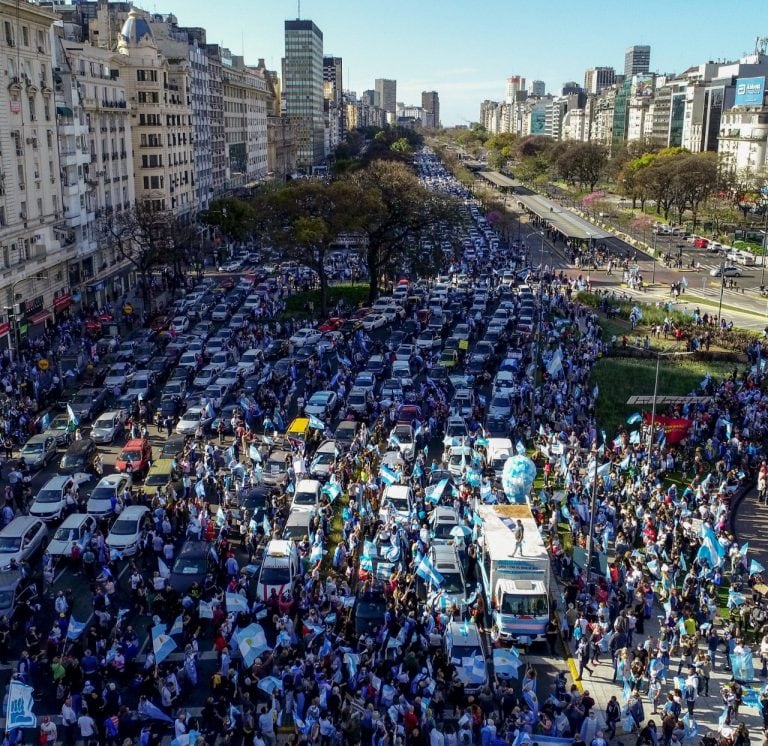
xmin=28 ymin=310 xmax=51 ymax=326
xmin=53 ymin=294 xmax=72 ymax=313
xmin=56 ymin=106 xmax=73 ymax=118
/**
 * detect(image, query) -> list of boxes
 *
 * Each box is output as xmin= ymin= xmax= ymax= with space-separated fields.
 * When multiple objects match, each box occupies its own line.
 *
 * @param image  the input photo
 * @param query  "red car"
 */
xmin=396 ymin=404 xmax=423 ymax=425
xmin=217 ymin=277 xmax=235 ymax=290
xmin=318 ymin=317 xmax=344 ymax=332
xmin=149 ymin=315 xmax=171 ymax=332
xmin=352 ymin=307 xmax=373 ymax=320
xmin=115 ymin=438 xmax=153 ymax=477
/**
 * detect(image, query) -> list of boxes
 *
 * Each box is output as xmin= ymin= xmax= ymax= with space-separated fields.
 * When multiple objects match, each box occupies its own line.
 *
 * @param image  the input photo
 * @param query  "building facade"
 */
xmin=374 ymin=78 xmax=396 ymax=120
xmin=283 ymin=19 xmax=324 ymax=172
xmin=421 ymin=90 xmax=440 ymax=128
xmin=624 ymin=45 xmax=651 ymax=77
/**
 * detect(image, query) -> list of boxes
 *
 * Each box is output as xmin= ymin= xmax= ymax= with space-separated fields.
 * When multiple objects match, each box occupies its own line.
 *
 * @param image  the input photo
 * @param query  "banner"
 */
xmin=643 ymin=414 xmax=692 ymax=445
xmin=6 ymin=679 xmax=37 ymax=730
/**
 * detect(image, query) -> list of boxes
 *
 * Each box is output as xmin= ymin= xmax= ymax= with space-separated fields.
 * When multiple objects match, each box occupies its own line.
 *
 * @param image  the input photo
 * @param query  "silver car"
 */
xmin=19 ymin=434 xmax=57 ymax=470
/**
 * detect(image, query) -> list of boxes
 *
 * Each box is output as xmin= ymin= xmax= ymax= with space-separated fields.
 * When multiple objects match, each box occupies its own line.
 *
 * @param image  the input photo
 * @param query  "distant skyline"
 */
xmin=166 ymin=0 xmax=766 ymax=126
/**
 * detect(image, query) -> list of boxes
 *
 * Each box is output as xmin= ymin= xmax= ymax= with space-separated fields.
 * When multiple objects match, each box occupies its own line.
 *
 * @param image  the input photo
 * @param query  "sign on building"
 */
xmin=735 ymin=76 xmax=766 ymax=107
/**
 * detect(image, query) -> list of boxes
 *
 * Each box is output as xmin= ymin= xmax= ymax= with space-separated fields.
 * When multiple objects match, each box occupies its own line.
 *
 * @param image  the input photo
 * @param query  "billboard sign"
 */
xmin=735 ymin=76 xmax=766 ymax=107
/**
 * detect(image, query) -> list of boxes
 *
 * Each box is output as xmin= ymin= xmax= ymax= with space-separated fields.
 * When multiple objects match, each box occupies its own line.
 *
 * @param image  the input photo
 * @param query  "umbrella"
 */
xmin=450 ymin=525 xmax=472 ymax=539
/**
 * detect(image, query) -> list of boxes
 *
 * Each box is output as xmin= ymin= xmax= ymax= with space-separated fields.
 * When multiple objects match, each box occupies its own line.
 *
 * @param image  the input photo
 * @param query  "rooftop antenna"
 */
xmin=298 ymin=0 xmax=301 ymax=19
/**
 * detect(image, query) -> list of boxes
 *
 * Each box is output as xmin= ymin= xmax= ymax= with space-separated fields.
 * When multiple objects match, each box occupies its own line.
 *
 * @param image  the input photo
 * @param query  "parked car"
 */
xmin=28 ymin=475 xmax=80 ymax=522
xmin=68 ymin=387 xmax=107 ymax=423
xmin=106 ymin=505 xmax=150 ymax=556
xmin=0 ymin=517 xmax=48 ymax=568
xmin=169 ymin=540 xmax=211 ymax=593
xmin=90 ymin=410 xmax=127 ymax=444
xmin=87 ymin=474 xmax=133 ymax=520
xmin=304 ymin=390 xmax=338 ymax=419
xmin=115 ymin=438 xmax=153 ymax=477
xmin=46 ymin=514 xmax=97 ymax=559
xmin=289 ymin=328 xmax=323 ymax=347
xmin=19 ymin=434 xmax=57 ymax=471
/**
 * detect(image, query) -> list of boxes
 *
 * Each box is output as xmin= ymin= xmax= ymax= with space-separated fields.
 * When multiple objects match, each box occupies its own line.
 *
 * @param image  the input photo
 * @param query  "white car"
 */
xmin=211 ymin=304 xmax=230 ymax=322
xmin=29 ymin=475 xmax=80 ymax=522
xmin=709 ymin=265 xmax=742 ymax=278
xmin=87 ymin=473 xmax=133 ymax=519
xmin=104 ymin=362 xmax=133 ymax=390
xmin=304 ymin=390 xmax=338 ymax=418
xmin=362 ymin=313 xmax=387 ymax=331
xmin=289 ymin=328 xmax=323 ymax=347
xmin=381 ymin=304 xmax=405 ymax=322
xmin=47 ymin=514 xmax=97 ymax=559
xmin=309 ymin=440 xmax=338 ymax=480
xmin=90 ymin=410 xmax=127 ymax=444
xmin=176 ymin=406 xmax=213 ymax=436
xmin=237 ymin=349 xmax=262 ymax=377
xmin=170 ymin=316 xmax=189 ymax=334
xmin=106 ymin=505 xmax=150 ymax=556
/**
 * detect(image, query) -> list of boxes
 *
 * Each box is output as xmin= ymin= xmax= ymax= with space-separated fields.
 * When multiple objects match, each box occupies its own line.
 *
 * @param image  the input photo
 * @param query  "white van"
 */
xmin=257 ymin=540 xmax=301 ymax=601
xmin=379 ymin=484 xmax=413 ymax=523
xmin=291 ymin=478 xmax=322 ymax=512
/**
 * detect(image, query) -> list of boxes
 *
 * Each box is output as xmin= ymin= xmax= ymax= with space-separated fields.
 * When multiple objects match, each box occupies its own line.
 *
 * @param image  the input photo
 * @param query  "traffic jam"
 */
xmin=0 ymin=149 xmax=570 ymax=744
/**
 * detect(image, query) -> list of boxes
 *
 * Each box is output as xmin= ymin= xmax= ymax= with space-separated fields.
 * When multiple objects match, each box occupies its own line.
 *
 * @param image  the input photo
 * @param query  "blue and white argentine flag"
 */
xmin=416 ymin=555 xmax=444 ymax=587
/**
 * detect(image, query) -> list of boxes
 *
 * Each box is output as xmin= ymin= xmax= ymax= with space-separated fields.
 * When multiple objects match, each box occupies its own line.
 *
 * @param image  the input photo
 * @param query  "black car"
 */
xmin=68 ymin=387 xmax=107 ymax=423
xmin=161 ymin=434 xmax=187 ymax=459
xmin=147 ymin=356 xmax=172 ymax=382
xmin=353 ymin=588 xmax=388 ymax=636
xmin=169 ymin=540 xmax=211 ymax=593
xmin=263 ymin=339 xmax=288 ymax=361
xmin=485 ymin=415 xmax=511 ymax=438
xmin=158 ymin=394 xmax=183 ymax=420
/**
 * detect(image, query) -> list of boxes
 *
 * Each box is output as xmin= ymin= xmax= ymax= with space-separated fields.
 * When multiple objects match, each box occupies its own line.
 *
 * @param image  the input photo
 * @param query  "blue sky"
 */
xmin=172 ymin=0 xmax=766 ymax=126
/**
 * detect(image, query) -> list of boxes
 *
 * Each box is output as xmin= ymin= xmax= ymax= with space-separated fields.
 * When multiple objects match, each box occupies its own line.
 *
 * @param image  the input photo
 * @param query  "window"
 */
xmin=28 ymin=97 xmax=36 ymax=121
xmin=4 ymin=21 xmax=13 ymax=47
xmin=46 ymin=130 xmax=52 ymax=148
xmin=21 ymin=27 xmax=28 ymax=48
xmin=43 ymin=101 xmax=50 ymax=121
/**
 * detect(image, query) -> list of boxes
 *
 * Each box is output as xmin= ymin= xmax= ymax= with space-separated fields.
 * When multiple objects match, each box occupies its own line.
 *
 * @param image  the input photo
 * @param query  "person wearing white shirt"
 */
xmin=78 ymin=711 xmax=96 ymax=740
xmin=175 ymin=711 xmax=187 ymax=739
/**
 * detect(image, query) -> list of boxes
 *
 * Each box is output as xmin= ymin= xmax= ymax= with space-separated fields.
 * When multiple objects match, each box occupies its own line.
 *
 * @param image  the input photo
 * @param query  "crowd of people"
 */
xmin=0 ymin=151 xmax=766 ymax=746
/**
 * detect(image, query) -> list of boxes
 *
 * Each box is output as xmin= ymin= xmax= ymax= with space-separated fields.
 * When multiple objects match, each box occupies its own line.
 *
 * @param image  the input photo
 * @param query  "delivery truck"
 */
xmin=476 ymin=504 xmax=551 ymax=645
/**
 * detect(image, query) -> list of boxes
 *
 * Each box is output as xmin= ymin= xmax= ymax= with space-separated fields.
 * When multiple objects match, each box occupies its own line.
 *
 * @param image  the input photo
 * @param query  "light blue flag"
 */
xmin=380 ymin=464 xmax=398 ymax=485
xmin=626 ymin=412 xmax=642 ymax=425
xmin=310 ymin=543 xmax=324 ymax=563
xmin=152 ymin=624 xmax=177 ymax=664
xmin=363 ymin=540 xmax=377 ymax=558
xmin=388 ymin=432 xmax=401 ymax=447
xmin=170 ymin=615 xmax=184 ymax=637
xmin=740 ymin=542 xmax=749 ymax=557
xmin=322 ymin=482 xmax=341 ymax=502
xmin=678 ymin=618 xmax=687 ymax=636
xmin=476 ymin=437 xmax=489 ymax=448
xmin=6 ymin=679 xmax=36 ymax=730
xmin=620 ymin=455 xmax=630 ymax=470
xmin=258 ymin=676 xmax=282 ymax=696
xmin=375 ymin=561 xmax=394 ymax=580
xmin=66 ymin=403 xmax=79 ymax=428
xmin=515 ymin=441 xmax=526 ymax=456
xmin=382 ymin=544 xmax=400 ymax=562
xmin=195 ymin=480 xmax=206 ymax=498
xmin=359 ymin=555 xmax=373 ymax=572
xmin=236 ymin=623 xmax=270 ymax=666
xmin=198 ymin=601 xmax=213 ymax=619
xmin=629 ymin=430 xmax=640 ymax=444
xmin=750 ymin=559 xmax=765 ymax=576
xmin=66 ymin=616 xmax=86 ymax=640
xmin=307 ymin=414 xmax=325 ymax=431
xmin=416 ymin=555 xmax=445 ymax=587
xmin=728 ymin=589 xmax=747 ymax=608
xmin=493 ymin=648 xmax=522 ymax=679
xmin=139 ymin=698 xmax=175 ymax=723
xmin=226 ymin=592 xmax=249 ymax=614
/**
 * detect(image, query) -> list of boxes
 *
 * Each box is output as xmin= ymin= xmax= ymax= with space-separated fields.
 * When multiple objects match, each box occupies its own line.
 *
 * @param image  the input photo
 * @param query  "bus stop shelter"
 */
xmin=516 ymin=193 xmax=612 ymax=245
xmin=478 ymin=170 xmax=520 ymax=193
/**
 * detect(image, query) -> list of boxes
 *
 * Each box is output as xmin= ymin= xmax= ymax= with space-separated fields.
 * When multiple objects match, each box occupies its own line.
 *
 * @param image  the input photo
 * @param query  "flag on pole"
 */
xmin=66 ymin=616 xmax=86 ymax=640
xmin=415 ymin=555 xmax=445 ymax=587
xmin=138 ymin=698 xmax=175 ymax=723
xmin=626 ymin=412 xmax=642 ymax=424
xmin=750 ymin=559 xmax=765 ymax=576
xmin=151 ymin=624 xmax=177 ymax=664
xmin=307 ymin=414 xmax=325 ymax=431
xmin=66 ymin=403 xmax=79 ymax=429
xmin=236 ymin=623 xmax=270 ymax=666
xmin=157 ymin=558 xmax=171 ymax=580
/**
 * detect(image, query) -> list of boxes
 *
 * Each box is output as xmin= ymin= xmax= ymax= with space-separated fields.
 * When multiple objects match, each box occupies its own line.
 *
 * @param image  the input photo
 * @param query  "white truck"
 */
xmin=477 ymin=504 xmax=551 ymax=645
xmin=486 ymin=438 xmax=513 ymax=480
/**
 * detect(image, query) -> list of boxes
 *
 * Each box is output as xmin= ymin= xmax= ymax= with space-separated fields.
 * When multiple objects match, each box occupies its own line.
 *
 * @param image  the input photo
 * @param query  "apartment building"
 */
xmin=0 ymin=0 xmax=73 ymax=343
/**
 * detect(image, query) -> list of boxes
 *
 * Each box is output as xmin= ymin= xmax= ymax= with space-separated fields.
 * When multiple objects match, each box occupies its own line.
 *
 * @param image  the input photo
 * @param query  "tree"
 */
xmin=347 ymin=160 xmax=458 ymax=302
xmin=554 ymin=142 xmax=607 ymax=191
xmin=671 ymin=153 xmax=718 ymax=227
xmin=102 ymin=204 xmax=182 ymax=311
xmin=252 ymin=180 xmax=365 ymax=316
xmin=200 ymin=196 xmax=255 ymax=241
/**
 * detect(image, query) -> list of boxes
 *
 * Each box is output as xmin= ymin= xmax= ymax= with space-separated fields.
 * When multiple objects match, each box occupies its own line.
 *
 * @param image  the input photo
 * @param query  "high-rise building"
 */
xmin=506 ymin=76 xmax=526 ymax=104
xmin=284 ymin=19 xmax=325 ymax=171
xmin=421 ymin=91 xmax=440 ymax=128
xmin=624 ymin=45 xmax=651 ymax=78
xmin=529 ymin=80 xmax=546 ymax=97
xmin=324 ymin=56 xmax=344 ymax=150
xmin=584 ymin=67 xmax=616 ymax=94
xmin=375 ymin=79 xmax=396 ymax=120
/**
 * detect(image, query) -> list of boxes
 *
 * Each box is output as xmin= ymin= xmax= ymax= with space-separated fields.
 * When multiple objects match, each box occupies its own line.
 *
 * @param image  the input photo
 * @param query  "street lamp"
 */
xmin=717 ymin=258 xmax=726 ymax=322
xmin=5 ymin=274 xmax=50 ymax=365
